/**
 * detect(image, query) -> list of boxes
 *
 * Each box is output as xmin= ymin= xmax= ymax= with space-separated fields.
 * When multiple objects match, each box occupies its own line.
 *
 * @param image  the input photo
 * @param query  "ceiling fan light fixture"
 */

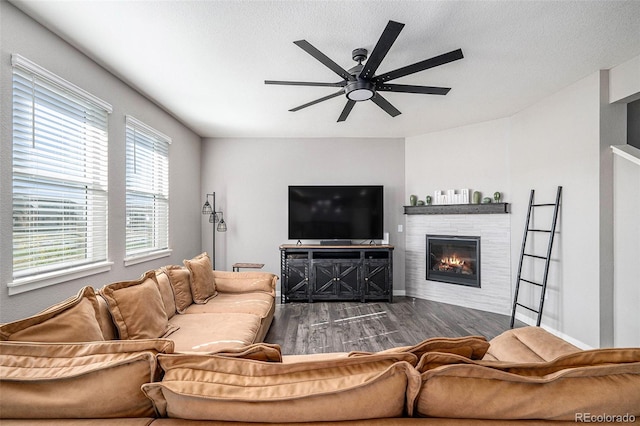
xmin=345 ymin=80 xmax=375 ymax=101
xmin=347 ymin=88 xmax=374 ymax=101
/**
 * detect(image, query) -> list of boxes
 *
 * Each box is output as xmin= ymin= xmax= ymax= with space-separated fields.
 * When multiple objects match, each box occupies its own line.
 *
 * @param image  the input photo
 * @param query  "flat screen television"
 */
xmin=288 ymin=185 xmax=384 ymax=241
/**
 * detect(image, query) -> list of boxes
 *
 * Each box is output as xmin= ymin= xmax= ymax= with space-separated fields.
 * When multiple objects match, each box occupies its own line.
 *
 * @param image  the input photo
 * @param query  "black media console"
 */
xmin=279 ymin=244 xmax=394 ymax=303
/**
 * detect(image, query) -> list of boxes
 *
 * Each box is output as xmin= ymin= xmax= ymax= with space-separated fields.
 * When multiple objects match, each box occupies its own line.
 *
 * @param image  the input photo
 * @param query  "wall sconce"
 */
xmin=202 ymin=192 xmax=227 ymax=269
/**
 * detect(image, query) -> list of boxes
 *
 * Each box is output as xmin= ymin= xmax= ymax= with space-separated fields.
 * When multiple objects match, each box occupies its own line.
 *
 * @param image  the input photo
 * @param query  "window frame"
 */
xmin=9 ymin=54 xmax=113 ymax=295
xmin=123 ymin=115 xmax=172 ymax=265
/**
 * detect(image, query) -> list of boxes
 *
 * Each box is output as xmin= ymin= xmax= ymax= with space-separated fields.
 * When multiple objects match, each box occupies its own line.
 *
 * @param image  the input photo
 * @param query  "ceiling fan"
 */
xmin=265 ymin=20 xmax=463 ymax=122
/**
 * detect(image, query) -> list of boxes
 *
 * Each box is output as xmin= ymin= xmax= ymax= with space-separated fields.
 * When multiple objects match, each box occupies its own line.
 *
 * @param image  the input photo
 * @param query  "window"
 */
xmin=11 ymin=54 xmax=112 ymax=293
xmin=124 ymin=116 xmax=171 ymax=263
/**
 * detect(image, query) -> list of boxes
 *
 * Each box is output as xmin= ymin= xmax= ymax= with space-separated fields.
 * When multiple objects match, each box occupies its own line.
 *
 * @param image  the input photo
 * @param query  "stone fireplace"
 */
xmin=426 ymin=235 xmax=480 ymax=287
xmin=404 ymin=207 xmax=511 ymax=315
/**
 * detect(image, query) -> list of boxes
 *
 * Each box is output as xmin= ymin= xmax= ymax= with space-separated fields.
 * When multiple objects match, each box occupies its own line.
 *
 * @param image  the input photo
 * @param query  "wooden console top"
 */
xmin=279 ymin=244 xmax=394 ymax=249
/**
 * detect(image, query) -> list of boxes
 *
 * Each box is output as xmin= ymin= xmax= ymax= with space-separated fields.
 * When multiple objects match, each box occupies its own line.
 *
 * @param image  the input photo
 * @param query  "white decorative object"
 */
xmin=432 ymin=188 xmax=471 ymax=205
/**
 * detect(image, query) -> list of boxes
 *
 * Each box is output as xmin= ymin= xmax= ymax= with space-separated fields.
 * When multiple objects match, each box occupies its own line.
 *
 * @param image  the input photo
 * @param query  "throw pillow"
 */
xmin=184 ymin=252 xmax=217 ymax=304
xmin=155 ymin=269 xmax=177 ymax=319
xmin=0 ymin=286 xmax=106 ymax=342
xmin=164 ymin=265 xmax=193 ymax=313
xmin=100 ymin=270 xmax=173 ymax=340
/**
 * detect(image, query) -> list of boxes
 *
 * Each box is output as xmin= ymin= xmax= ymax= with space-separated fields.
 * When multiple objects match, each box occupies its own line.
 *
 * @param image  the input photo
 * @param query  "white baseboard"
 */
xmin=393 ymin=290 xmax=406 ymax=297
xmin=514 ymin=313 xmax=593 ymax=350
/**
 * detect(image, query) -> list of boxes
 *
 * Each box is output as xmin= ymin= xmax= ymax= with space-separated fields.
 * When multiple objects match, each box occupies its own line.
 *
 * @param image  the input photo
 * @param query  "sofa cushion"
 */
xmin=483 ymin=326 xmax=581 ymax=362
xmin=212 ymin=270 xmax=277 ymax=296
xmin=0 ymin=286 xmax=105 ymax=342
xmin=181 ymin=292 xmax=274 ymax=318
xmin=100 ymin=270 xmax=173 ymax=340
xmin=209 ymin=343 xmax=283 ymax=362
xmin=416 ymin=348 xmax=640 ymax=420
xmin=142 ymin=353 xmax=421 ymax=422
xmin=155 ymin=269 xmax=177 ymax=319
xmin=167 ymin=312 xmax=262 ymax=353
xmin=184 ymin=253 xmax=216 ymax=304
xmin=164 ymin=265 xmax=193 ymax=313
xmin=0 ymin=339 xmax=173 ymax=419
xmin=349 ymin=336 xmax=489 ymax=365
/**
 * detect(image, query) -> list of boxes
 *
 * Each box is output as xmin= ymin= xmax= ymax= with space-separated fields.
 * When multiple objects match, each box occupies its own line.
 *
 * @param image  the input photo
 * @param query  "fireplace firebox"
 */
xmin=426 ymin=235 xmax=480 ymax=287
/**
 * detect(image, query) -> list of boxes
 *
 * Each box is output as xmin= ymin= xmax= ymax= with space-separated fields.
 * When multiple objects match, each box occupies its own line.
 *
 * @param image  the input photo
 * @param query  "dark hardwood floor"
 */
xmin=265 ymin=296 xmax=524 ymax=355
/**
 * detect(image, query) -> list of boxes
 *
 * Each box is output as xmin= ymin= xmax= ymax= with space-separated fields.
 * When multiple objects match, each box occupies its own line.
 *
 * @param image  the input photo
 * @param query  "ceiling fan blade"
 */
xmin=294 ymin=40 xmax=355 ymax=81
xmin=337 ymin=100 xmax=356 ymax=122
xmin=359 ymin=20 xmax=405 ymax=80
xmin=373 ymin=48 xmax=464 ymax=83
xmin=371 ymin=93 xmax=401 ymax=117
xmin=289 ymin=89 xmax=344 ymax=112
xmin=265 ymin=80 xmax=346 ymax=87
xmin=377 ymin=84 xmax=451 ymax=95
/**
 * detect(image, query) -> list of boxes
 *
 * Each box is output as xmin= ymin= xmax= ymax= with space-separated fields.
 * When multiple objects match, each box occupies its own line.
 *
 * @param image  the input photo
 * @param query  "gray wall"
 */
xmin=0 ymin=2 xmax=203 ymax=322
xmin=199 ymin=137 xmax=406 ymax=294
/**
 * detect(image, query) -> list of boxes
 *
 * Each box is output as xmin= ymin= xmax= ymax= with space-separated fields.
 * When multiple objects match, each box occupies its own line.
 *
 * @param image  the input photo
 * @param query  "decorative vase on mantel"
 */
xmin=472 ymin=191 xmax=482 ymax=204
xmin=409 ymin=194 xmax=418 ymax=206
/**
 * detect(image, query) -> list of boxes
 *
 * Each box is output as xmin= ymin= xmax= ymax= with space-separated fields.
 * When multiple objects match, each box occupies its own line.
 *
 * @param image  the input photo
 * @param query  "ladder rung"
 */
xmin=516 ymin=303 xmax=539 ymax=313
xmin=532 ymin=203 xmax=556 ymax=207
xmin=520 ymin=278 xmax=543 ymax=287
xmin=528 ymin=229 xmax=552 ymax=233
xmin=523 ymin=253 xmax=547 ymax=260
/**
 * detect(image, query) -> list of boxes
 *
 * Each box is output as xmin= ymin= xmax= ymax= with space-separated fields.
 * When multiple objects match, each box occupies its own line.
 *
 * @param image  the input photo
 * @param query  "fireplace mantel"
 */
xmin=404 ymin=203 xmax=509 ymax=215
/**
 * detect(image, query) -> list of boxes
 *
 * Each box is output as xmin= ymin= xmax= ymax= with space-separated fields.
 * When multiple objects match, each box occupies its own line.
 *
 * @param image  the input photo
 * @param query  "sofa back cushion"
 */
xmin=164 ymin=265 xmax=193 ymax=313
xmin=100 ymin=270 xmax=173 ymax=340
xmin=349 ymin=335 xmax=489 ymax=365
xmin=483 ymin=326 xmax=581 ymax=362
xmin=184 ymin=252 xmax=217 ymax=304
xmin=212 ymin=271 xmax=277 ymax=296
xmin=416 ymin=348 xmax=640 ymax=420
xmin=0 ymin=286 xmax=105 ymax=342
xmin=155 ymin=269 xmax=177 ymax=319
xmin=0 ymin=339 xmax=173 ymax=419
xmin=142 ymin=353 xmax=421 ymax=422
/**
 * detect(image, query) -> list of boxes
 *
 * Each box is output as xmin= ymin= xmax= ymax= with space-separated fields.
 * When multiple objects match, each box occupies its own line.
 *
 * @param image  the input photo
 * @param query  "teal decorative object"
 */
xmin=409 ymin=194 xmax=418 ymax=206
xmin=425 ymin=195 xmax=432 ymax=205
xmin=417 ymin=200 xmax=425 ymax=206
xmin=472 ymin=191 xmax=481 ymax=204
xmin=494 ymin=191 xmax=501 ymax=203
xmin=482 ymin=197 xmax=492 ymax=204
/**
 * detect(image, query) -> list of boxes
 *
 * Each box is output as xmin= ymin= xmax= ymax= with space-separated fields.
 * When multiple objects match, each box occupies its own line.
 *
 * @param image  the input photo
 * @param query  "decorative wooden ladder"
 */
xmin=510 ymin=186 xmax=563 ymax=328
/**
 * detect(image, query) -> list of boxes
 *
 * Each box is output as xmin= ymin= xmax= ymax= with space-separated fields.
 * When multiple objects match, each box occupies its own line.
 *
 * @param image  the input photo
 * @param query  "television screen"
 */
xmin=288 ymin=185 xmax=383 ymax=241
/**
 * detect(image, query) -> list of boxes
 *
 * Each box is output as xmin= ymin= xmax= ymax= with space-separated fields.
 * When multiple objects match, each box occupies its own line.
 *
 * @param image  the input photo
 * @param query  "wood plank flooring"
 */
xmin=264 ymin=296 xmax=524 ymax=355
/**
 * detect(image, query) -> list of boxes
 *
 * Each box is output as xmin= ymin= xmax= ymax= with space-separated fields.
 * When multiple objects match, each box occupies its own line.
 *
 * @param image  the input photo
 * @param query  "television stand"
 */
xmin=279 ymin=244 xmax=394 ymax=303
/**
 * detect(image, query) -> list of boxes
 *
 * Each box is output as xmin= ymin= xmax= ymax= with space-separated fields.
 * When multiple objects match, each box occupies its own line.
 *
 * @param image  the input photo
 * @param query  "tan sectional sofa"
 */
xmin=1 ymin=254 xmax=639 ymax=424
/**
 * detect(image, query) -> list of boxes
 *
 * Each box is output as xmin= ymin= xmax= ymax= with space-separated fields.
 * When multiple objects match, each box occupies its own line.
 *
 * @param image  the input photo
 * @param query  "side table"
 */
xmin=232 ymin=262 xmax=264 ymax=272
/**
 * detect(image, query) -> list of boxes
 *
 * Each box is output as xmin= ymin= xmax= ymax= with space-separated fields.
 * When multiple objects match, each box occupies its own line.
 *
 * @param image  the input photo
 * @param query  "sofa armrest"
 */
xmin=212 ymin=271 xmax=278 ymax=296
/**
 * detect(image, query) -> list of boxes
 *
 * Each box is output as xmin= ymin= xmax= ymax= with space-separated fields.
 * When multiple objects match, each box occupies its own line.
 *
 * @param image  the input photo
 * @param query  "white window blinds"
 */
xmin=125 ymin=116 xmax=170 ymax=259
xmin=11 ymin=55 xmax=111 ymax=282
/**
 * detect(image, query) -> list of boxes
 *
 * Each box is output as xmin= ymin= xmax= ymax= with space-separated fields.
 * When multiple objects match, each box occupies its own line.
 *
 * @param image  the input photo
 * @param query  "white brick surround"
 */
xmin=405 ymin=214 xmax=512 ymax=315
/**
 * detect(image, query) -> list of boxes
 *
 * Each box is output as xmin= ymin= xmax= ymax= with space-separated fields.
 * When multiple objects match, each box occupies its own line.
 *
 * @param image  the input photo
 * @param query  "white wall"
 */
xmin=610 ymin=54 xmax=640 ymax=347
xmin=0 ymin=2 xmax=203 ymax=322
xmin=200 ymin=137 xmax=406 ymax=293
xmin=509 ymin=72 xmax=603 ymax=348
xmin=405 ymin=70 xmax=630 ymax=348
xmin=613 ymin=154 xmax=640 ymax=346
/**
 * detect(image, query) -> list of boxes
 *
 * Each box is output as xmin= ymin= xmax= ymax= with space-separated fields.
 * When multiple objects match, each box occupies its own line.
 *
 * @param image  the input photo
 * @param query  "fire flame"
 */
xmin=441 ymin=255 xmax=464 ymax=266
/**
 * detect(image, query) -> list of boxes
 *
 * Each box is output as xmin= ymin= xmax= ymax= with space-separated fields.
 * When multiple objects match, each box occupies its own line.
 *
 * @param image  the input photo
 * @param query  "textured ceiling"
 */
xmin=11 ymin=0 xmax=640 ymax=138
